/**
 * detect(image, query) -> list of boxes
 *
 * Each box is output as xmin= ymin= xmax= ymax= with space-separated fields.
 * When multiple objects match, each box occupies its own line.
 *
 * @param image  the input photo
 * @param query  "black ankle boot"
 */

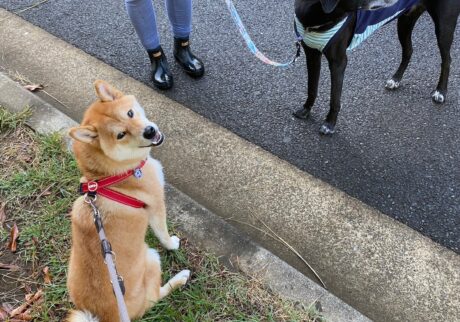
xmin=173 ymin=38 xmax=205 ymax=78
xmin=148 ymin=47 xmax=173 ymax=90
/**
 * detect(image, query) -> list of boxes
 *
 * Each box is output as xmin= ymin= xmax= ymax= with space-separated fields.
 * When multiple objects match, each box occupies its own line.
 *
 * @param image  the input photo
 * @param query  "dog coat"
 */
xmin=295 ymin=0 xmax=421 ymax=52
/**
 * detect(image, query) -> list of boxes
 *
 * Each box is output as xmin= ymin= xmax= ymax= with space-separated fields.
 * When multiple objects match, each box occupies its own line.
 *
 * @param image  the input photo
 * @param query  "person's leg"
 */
xmin=166 ymin=0 xmax=204 ymax=78
xmin=125 ymin=0 xmax=173 ymax=89
xmin=165 ymin=0 xmax=192 ymax=39
xmin=125 ymin=0 xmax=161 ymax=51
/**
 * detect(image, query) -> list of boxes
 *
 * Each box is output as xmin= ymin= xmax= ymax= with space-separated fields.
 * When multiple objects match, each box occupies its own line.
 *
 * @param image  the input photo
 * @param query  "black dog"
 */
xmin=293 ymin=0 xmax=460 ymax=135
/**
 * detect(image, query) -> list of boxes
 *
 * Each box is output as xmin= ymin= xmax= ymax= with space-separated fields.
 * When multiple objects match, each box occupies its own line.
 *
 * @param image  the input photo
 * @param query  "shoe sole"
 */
xmin=153 ymin=79 xmax=173 ymax=90
xmin=174 ymin=56 xmax=205 ymax=78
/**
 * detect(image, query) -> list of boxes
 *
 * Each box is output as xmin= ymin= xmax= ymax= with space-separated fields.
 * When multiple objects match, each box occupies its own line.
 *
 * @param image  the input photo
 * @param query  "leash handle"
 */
xmin=225 ymin=0 xmax=301 ymax=68
xmin=85 ymin=196 xmax=131 ymax=322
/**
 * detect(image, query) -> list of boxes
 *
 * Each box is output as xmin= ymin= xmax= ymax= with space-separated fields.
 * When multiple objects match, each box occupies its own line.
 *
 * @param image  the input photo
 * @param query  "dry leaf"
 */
xmin=9 ymin=290 xmax=43 ymax=318
xmin=8 ymin=223 xmax=19 ymax=253
xmin=23 ymin=84 xmax=44 ymax=92
xmin=9 ymin=301 xmax=28 ymax=317
xmin=13 ymin=312 xmax=33 ymax=321
xmin=42 ymin=266 xmax=51 ymax=284
xmin=0 ymin=203 xmax=5 ymax=226
xmin=31 ymin=289 xmax=43 ymax=302
xmin=31 ymin=237 xmax=39 ymax=247
xmin=0 ymin=262 xmax=20 ymax=271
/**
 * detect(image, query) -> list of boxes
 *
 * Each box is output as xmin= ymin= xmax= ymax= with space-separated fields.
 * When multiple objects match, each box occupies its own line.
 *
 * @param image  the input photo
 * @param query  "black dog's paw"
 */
xmin=319 ymin=123 xmax=335 ymax=135
xmin=431 ymin=90 xmax=445 ymax=104
xmin=385 ymin=79 xmax=400 ymax=91
xmin=293 ymin=108 xmax=310 ymax=120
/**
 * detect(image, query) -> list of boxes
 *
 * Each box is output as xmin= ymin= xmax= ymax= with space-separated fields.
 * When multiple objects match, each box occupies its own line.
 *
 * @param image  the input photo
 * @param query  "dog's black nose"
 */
xmin=143 ymin=126 xmax=156 ymax=140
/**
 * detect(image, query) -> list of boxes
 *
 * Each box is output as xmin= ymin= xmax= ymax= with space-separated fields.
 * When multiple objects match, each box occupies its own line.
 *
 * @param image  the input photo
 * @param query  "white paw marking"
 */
xmin=319 ymin=124 xmax=335 ymax=135
xmin=385 ymin=79 xmax=400 ymax=90
xmin=176 ymin=269 xmax=191 ymax=285
xmin=432 ymin=90 xmax=445 ymax=104
xmin=147 ymin=248 xmax=161 ymax=263
xmin=71 ymin=310 xmax=99 ymax=322
xmin=168 ymin=235 xmax=181 ymax=250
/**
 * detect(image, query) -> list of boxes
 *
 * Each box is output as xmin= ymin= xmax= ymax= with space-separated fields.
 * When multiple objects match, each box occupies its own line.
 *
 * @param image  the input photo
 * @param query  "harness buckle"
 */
xmin=87 ymin=181 xmax=98 ymax=192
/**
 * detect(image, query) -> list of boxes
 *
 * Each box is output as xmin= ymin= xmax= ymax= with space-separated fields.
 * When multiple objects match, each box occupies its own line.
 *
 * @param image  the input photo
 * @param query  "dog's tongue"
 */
xmin=151 ymin=131 xmax=164 ymax=146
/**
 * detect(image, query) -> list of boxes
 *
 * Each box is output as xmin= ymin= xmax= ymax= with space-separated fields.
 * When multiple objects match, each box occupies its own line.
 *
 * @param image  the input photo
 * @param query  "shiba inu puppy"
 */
xmin=66 ymin=80 xmax=190 ymax=322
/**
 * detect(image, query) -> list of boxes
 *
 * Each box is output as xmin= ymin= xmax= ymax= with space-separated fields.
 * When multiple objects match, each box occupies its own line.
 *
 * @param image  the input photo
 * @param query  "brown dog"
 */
xmin=66 ymin=80 xmax=190 ymax=322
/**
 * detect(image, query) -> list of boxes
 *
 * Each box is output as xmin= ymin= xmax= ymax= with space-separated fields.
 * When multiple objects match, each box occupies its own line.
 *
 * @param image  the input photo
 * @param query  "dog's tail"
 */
xmin=66 ymin=310 xmax=99 ymax=322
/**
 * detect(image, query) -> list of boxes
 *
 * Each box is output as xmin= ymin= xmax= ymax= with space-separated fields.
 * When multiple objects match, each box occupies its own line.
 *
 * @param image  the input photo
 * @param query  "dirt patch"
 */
xmin=0 ymin=249 xmax=36 ymax=307
xmin=0 ymin=124 xmax=38 ymax=307
xmin=0 ymin=126 xmax=38 ymax=176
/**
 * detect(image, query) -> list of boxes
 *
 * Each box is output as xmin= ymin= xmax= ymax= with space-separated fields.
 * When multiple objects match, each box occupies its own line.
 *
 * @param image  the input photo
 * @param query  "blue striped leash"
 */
xmin=225 ymin=0 xmax=303 ymax=68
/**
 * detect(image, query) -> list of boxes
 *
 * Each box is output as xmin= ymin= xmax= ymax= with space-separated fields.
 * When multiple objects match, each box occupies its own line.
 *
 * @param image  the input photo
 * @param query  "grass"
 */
xmin=0 ymin=107 xmax=325 ymax=321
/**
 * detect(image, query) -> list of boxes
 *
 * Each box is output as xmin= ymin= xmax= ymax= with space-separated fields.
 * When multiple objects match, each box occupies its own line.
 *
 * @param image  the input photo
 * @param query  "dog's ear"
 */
xmin=319 ymin=0 xmax=339 ymax=13
xmin=94 ymin=80 xmax=124 ymax=102
xmin=69 ymin=125 xmax=98 ymax=144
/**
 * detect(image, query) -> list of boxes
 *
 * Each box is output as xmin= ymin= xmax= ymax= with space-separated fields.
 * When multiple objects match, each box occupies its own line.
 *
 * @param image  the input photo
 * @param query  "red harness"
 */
xmin=79 ymin=159 xmax=147 ymax=208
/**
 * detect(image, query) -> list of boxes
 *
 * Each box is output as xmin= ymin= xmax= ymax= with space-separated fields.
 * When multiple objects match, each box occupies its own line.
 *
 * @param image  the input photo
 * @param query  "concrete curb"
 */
xmin=0 ymin=70 xmax=369 ymax=321
xmin=0 ymin=73 xmax=77 ymax=133
xmin=1 ymin=10 xmax=459 ymax=321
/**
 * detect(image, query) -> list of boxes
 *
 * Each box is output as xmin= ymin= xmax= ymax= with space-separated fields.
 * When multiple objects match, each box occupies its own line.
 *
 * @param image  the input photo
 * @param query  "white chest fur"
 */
xmin=149 ymin=157 xmax=165 ymax=187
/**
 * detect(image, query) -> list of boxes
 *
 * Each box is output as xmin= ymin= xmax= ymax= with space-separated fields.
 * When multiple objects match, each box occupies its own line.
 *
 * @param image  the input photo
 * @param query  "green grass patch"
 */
xmin=0 ymin=107 xmax=323 ymax=321
xmin=0 ymin=106 xmax=32 ymax=132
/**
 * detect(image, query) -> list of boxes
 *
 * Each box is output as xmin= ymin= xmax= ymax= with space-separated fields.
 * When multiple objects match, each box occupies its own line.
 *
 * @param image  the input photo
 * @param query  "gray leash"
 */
xmin=85 ymin=195 xmax=131 ymax=322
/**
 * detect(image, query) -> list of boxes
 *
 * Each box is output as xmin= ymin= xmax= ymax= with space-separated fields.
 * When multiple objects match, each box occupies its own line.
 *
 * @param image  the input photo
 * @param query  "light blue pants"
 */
xmin=125 ymin=0 xmax=192 ymax=51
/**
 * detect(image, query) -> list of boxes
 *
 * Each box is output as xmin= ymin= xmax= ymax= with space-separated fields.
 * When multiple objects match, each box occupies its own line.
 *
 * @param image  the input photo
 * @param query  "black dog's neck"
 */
xmin=295 ymin=0 xmax=349 ymax=31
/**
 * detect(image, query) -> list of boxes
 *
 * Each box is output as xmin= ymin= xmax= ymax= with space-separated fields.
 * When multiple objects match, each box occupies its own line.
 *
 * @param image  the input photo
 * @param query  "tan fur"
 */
xmin=66 ymin=80 xmax=189 ymax=322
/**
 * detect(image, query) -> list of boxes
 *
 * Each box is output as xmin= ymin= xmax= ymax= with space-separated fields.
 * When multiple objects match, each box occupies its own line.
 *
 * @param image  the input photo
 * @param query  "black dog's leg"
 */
xmin=386 ymin=5 xmax=425 ymax=90
xmin=320 ymin=53 xmax=348 ymax=135
xmin=294 ymin=44 xmax=322 ymax=119
xmin=429 ymin=8 xmax=458 ymax=104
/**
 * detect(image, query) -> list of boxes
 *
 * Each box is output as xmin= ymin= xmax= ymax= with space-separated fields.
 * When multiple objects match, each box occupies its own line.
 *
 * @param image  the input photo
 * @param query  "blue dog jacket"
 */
xmin=295 ymin=0 xmax=421 ymax=52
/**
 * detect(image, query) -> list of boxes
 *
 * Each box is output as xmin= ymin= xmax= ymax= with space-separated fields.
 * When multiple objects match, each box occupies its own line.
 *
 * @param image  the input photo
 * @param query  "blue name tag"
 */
xmin=134 ymin=168 xmax=143 ymax=179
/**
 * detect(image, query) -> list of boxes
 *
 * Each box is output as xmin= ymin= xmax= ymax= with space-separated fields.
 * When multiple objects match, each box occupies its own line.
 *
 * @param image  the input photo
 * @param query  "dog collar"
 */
xmin=79 ymin=159 xmax=147 ymax=208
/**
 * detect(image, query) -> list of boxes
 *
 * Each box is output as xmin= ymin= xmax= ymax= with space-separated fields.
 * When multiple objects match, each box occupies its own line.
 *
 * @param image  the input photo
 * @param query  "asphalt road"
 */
xmin=2 ymin=0 xmax=459 ymax=252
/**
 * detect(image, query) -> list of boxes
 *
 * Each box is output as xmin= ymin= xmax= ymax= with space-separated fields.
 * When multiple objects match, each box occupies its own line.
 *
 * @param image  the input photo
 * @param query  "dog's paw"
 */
xmin=319 ymin=123 xmax=335 ymax=135
xmin=293 ymin=108 xmax=310 ymax=120
xmin=385 ymin=79 xmax=400 ymax=90
xmin=431 ymin=90 xmax=445 ymax=104
xmin=176 ymin=269 xmax=191 ymax=285
xmin=166 ymin=235 xmax=181 ymax=250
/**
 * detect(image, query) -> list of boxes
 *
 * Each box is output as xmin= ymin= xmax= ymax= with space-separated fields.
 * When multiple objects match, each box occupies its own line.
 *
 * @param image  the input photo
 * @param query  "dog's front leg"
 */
xmin=294 ymin=44 xmax=322 ymax=119
xmin=321 ymin=52 xmax=348 ymax=135
xmin=148 ymin=203 xmax=180 ymax=250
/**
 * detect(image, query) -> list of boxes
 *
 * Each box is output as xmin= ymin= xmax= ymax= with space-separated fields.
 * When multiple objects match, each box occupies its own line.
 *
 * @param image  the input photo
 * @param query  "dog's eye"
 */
xmin=127 ymin=110 xmax=134 ymax=118
xmin=117 ymin=132 xmax=126 ymax=140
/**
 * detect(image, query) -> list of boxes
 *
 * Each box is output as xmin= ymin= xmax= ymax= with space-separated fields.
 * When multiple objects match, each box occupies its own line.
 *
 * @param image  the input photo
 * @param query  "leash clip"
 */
xmin=294 ymin=41 xmax=302 ymax=62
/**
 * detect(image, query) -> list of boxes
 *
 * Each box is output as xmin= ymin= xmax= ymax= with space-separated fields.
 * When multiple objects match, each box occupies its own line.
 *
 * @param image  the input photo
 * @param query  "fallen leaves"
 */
xmin=42 ymin=266 xmax=51 ymax=284
xmin=6 ymin=289 xmax=43 ymax=321
xmin=8 ymin=223 xmax=19 ymax=253
xmin=23 ymin=84 xmax=44 ymax=92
